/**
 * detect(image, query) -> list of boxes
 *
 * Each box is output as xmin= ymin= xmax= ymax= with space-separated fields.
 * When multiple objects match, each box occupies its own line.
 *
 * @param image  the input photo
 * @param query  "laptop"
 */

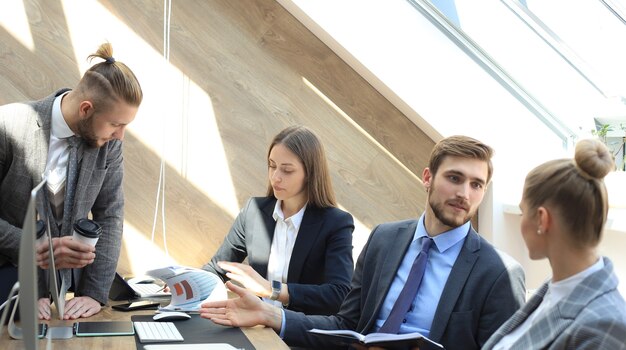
xmin=109 ymin=272 xmax=171 ymax=301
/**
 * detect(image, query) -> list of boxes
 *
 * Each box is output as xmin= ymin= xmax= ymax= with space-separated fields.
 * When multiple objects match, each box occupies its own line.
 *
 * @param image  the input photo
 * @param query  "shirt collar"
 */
xmin=272 ymin=199 xmax=306 ymax=230
xmin=550 ymin=256 xmax=604 ymax=287
xmin=414 ymin=213 xmax=469 ymax=253
xmin=51 ymin=91 xmax=75 ymax=139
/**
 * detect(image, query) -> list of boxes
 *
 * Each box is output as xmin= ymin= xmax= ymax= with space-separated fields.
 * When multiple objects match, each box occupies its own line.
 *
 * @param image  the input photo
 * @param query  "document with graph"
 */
xmin=146 ymin=265 xmax=227 ymax=312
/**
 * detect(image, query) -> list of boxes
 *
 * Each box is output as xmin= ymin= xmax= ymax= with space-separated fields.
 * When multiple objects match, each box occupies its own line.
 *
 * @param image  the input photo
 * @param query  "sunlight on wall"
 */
xmin=338 ymin=204 xmax=370 ymax=265
xmin=601 ymin=173 xmax=626 ymax=296
xmin=302 ymin=77 xmax=421 ymax=184
xmin=59 ymin=0 xmax=240 ymax=220
xmin=606 ymin=172 xmax=626 ymax=232
xmin=0 ymin=0 xmax=35 ymax=50
xmin=122 ymin=222 xmax=179 ymax=275
xmin=180 ymin=76 xmax=241 ymax=219
xmin=58 ymin=0 xmax=241 ymax=270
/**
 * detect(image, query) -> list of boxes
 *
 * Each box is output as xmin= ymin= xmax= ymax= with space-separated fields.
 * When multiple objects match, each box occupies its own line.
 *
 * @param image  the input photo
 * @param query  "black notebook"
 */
xmin=131 ymin=314 xmax=255 ymax=350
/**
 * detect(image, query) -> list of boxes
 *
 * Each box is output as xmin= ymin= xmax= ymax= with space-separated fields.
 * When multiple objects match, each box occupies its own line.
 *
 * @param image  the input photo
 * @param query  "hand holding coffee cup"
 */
xmin=72 ymin=218 xmax=102 ymax=247
xmin=35 ymin=220 xmax=51 ymax=268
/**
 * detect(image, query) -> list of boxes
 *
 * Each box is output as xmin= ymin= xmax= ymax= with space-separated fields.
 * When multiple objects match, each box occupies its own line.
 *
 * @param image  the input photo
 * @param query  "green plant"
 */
xmin=591 ymin=123 xmax=613 ymax=143
xmin=592 ymin=123 xmax=626 ymax=171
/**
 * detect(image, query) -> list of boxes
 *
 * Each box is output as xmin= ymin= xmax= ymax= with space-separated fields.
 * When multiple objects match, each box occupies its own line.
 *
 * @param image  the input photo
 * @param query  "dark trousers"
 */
xmin=1 ymin=264 xmax=18 ymax=323
xmin=0 ymin=264 xmax=18 ymax=303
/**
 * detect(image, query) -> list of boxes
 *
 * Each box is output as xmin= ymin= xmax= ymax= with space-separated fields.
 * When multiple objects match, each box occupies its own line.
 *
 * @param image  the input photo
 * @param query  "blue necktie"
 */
xmin=379 ymin=237 xmax=434 ymax=334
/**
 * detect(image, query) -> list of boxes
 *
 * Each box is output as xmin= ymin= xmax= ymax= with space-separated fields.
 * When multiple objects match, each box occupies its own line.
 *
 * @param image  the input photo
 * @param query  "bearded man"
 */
xmin=200 ymin=135 xmax=526 ymax=350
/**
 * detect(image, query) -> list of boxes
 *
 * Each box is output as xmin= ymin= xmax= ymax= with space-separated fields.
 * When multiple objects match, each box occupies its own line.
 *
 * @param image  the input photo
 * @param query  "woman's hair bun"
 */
xmin=574 ymin=139 xmax=614 ymax=180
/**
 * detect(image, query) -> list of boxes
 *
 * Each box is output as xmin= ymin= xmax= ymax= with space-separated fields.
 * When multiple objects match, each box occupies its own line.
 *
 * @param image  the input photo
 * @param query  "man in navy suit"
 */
xmin=200 ymin=135 xmax=526 ymax=350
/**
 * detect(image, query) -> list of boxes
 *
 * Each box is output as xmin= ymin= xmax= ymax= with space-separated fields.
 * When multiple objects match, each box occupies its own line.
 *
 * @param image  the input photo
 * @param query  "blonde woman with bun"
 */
xmin=484 ymin=139 xmax=626 ymax=350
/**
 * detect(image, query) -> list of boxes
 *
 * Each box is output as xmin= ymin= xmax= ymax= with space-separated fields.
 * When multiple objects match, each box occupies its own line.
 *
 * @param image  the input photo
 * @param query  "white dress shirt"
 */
xmin=264 ymin=200 xmax=306 ymax=307
xmin=373 ymin=214 xmax=468 ymax=337
xmin=43 ymin=92 xmax=74 ymax=220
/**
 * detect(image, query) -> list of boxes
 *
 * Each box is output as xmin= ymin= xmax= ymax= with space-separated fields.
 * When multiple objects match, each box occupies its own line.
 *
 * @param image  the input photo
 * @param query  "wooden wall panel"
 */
xmin=0 ymin=0 xmax=434 ymax=275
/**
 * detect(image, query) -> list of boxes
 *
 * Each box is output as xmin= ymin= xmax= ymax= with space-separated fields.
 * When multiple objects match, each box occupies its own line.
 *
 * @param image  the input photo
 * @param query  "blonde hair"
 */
xmin=523 ymin=139 xmax=614 ymax=246
xmin=75 ymin=43 xmax=143 ymax=112
xmin=266 ymin=126 xmax=336 ymax=208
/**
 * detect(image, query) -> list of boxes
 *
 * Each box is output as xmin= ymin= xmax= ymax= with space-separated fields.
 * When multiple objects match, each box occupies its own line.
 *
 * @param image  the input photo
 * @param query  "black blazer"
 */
xmin=283 ymin=219 xmax=526 ymax=349
xmin=203 ymin=197 xmax=354 ymax=315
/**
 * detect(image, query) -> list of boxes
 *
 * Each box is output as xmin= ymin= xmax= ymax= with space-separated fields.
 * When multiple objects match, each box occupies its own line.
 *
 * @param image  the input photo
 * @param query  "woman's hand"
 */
xmin=218 ymin=261 xmax=272 ymax=298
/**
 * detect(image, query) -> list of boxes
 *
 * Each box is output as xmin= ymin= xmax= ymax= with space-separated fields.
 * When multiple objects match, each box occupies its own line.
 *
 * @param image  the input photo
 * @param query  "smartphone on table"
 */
xmin=37 ymin=323 xmax=48 ymax=338
xmin=112 ymin=300 xmax=161 ymax=311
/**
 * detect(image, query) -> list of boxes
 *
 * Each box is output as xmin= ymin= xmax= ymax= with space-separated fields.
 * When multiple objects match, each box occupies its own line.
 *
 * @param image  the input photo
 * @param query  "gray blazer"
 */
xmin=0 ymin=90 xmax=124 ymax=304
xmin=283 ymin=219 xmax=526 ymax=349
xmin=483 ymin=257 xmax=626 ymax=350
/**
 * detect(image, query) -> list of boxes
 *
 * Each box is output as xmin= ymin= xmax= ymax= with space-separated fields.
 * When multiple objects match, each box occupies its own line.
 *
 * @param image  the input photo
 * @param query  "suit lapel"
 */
xmin=507 ymin=283 xmax=548 ymax=333
xmin=287 ymin=205 xmax=322 ymax=283
xmin=364 ymin=221 xmax=417 ymax=331
xmin=429 ymin=227 xmax=479 ymax=341
xmin=511 ymin=258 xmax=618 ymax=349
xmin=67 ymin=141 xmax=93 ymax=229
xmin=30 ymin=94 xmax=54 ymax=187
xmin=255 ymin=199 xmax=277 ymax=278
xmin=483 ymin=283 xmax=549 ymax=349
xmin=31 ymin=94 xmax=53 ymax=235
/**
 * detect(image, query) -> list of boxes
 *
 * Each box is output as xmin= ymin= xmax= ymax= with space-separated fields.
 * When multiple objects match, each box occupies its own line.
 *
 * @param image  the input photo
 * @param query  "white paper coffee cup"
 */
xmin=72 ymin=219 xmax=102 ymax=247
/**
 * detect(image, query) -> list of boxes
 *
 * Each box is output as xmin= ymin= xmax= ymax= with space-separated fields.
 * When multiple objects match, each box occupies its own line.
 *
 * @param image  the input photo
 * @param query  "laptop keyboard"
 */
xmin=134 ymin=321 xmax=184 ymax=343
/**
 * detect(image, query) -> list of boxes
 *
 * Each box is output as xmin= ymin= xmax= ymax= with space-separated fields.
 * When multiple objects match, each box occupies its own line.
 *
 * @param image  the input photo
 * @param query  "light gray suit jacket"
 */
xmin=483 ymin=257 xmax=626 ymax=350
xmin=0 ymin=90 xmax=124 ymax=304
xmin=284 ymin=219 xmax=526 ymax=349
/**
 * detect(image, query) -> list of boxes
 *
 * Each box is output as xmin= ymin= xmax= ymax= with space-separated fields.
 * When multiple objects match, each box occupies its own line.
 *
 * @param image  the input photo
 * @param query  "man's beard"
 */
xmin=77 ymin=115 xmax=100 ymax=148
xmin=429 ymin=191 xmax=474 ymax=228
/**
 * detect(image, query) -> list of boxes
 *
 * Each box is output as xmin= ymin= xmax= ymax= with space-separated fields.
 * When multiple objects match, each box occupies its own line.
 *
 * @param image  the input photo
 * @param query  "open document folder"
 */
xmin=146 ymin=266 xmax=227 ymax=312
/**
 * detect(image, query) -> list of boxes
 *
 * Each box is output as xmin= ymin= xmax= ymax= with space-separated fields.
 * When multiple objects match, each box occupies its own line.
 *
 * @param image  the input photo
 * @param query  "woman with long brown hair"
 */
xmin=202 ymin=125 xmax=354 ymax=315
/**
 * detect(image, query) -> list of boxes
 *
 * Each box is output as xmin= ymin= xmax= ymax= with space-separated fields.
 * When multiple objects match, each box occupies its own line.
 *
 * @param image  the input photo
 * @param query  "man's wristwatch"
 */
xmin=270 ymin=280 xmax=281 ymax=300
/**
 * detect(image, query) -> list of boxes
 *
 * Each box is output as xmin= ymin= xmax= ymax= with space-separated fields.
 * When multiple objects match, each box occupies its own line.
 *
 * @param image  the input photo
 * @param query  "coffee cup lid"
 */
xmin=73 ymin=218 xmax=102 ymax=238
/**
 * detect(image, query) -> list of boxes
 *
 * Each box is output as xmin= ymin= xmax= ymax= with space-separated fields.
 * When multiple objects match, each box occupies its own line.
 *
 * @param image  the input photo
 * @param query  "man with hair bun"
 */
xmin=484 ymin=139 xmax=626 ymax=349
xmin=0 ymin=43 xmax=142 ymax=319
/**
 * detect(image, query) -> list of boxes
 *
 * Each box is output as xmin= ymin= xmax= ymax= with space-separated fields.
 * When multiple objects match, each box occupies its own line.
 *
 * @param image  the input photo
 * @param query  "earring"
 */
xmin=537 ymin=229 xmax=542 ymax=235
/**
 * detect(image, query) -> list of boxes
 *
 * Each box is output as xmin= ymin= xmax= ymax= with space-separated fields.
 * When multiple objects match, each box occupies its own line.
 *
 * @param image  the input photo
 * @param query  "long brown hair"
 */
xmin=75 ymin=42 xmax=143 ymax=112
xmin=266 ymin=126 xmax=336 ymax=208
xmin=523 ymin=139 xmax=614 ymax=247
